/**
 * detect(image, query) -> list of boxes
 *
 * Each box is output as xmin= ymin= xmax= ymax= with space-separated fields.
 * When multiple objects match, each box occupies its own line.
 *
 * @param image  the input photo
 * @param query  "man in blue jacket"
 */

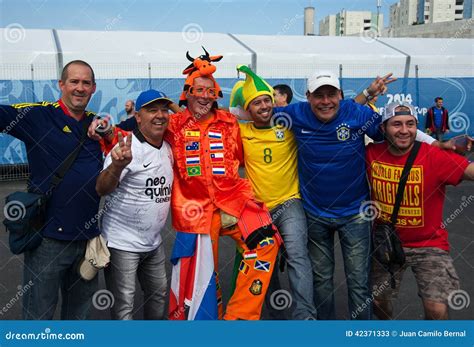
xmin=425 ymin=97 xmax=449 ymax=140
xmin=0 ymin=60 xmax=103 ymax=319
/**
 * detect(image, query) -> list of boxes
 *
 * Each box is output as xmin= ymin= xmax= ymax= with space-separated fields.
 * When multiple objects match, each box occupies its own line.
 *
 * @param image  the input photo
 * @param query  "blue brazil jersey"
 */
xmin=0 ymin=101 xmax=103 ymax=240
xmin=275 ymin=100 xmax=382 ymax=218
xmin=433 ymin=107 xmax=443 ymax=129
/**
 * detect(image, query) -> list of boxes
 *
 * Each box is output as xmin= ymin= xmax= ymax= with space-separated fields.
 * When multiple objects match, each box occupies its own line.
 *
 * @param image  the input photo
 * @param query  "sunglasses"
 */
xmin=187 ymin=86 xmax=218 ymax=99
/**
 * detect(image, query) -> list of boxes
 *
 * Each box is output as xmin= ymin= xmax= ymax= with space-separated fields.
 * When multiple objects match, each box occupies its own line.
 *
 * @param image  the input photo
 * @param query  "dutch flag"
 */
xmin=212 ymin=166 xmax=225 ymax=175
xmin=208 ymin=131 xmax=222 ymax=139
xmin=186 ymin=156 xmax=200 ymax=165
xmin=210 ymin=142 xmax=224 ymax=150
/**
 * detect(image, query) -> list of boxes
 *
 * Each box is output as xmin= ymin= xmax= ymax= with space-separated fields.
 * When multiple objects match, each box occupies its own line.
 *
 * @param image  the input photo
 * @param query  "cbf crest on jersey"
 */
xmin=336 ymin=123 xmax=351 ymax=141
xmin=275 ymin=129 xmax=285 ymax=141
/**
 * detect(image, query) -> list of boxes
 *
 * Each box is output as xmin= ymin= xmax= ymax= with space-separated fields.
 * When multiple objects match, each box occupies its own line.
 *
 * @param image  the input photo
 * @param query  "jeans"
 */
xmin=265 ymin=198 xmax=317 ymax=320
xmin=306 ymin=211 xmax=372 ymax=320
xmin=433 ymin=129 xmax=445 ymax=141
xmin=105 ymin=246 xmax=167 ymax=320
xmin=23 ymin=237 xmax=98 ymax=320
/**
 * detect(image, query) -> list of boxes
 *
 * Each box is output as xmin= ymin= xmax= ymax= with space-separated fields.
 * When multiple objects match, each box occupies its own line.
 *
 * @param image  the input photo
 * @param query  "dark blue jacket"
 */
xmin=0 ymin=101 xmax=103 ymax=240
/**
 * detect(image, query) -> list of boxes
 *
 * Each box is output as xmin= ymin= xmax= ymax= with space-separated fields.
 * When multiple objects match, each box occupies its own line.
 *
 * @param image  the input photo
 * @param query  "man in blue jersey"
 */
xmin=0 ymin=60 xmax=103 ymax=319
xmin=272 ymin=71 xmax=397 ymax=320
xmin=425 ymin=97 xmax=449 ymax=140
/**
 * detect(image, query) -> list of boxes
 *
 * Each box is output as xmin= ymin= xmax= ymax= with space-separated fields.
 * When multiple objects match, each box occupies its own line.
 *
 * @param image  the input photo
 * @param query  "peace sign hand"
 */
xmin=111 ymin=132 xmax=133 ymax=168
xmin=367 ymin=73 xmax=398 ymax=97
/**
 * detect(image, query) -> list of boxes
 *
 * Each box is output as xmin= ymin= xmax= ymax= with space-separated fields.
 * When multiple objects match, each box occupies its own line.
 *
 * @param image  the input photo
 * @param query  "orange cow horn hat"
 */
xmin=179 ymin=46 xmax=224 ymax=107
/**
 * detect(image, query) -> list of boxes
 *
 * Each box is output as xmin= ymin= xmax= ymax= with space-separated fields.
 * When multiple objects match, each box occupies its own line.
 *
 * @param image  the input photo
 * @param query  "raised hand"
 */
xmin=367 ymin=73 xmax=398 ymax=97
xmin=111 ymin=132 xmax=132 ymax=168
xmin=88 ymin=115 xmax=112 ymax=141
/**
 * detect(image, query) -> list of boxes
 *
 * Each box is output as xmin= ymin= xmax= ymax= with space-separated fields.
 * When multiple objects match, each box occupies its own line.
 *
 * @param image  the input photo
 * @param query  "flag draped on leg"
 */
xmin=169 ymin=232 xmax=218 ymax=320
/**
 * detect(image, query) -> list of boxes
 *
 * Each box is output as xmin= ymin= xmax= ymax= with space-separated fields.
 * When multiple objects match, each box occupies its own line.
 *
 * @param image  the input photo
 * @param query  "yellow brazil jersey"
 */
xmin=239 ymin=122 xmax=300 ymax=210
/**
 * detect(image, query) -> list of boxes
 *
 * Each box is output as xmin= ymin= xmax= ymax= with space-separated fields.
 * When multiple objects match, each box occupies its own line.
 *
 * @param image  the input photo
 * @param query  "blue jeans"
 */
xmin=23 ymin=237 xmax=98 ymax=320
xmin=265 ymin=198 xmax=317 ymax=320
xmin=105 ymin=246 xmax=167 ymax=320
xmin=306 ymin=212 xmax=372 ymax=320
xmin=433 ymin=129 xmax=445 ymax=141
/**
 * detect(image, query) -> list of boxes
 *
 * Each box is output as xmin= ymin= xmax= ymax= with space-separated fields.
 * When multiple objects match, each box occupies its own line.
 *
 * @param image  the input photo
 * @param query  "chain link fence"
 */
xmin=1 ymin=62 xmax=473 ymax=181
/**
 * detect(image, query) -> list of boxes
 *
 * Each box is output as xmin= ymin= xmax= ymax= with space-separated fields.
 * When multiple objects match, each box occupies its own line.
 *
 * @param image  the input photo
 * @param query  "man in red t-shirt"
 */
xmin=366 ymin=101 xmax=474 ymax=320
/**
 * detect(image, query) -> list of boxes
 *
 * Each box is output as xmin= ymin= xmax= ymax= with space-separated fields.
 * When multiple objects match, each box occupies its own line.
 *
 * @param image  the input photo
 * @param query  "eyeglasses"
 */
xmin=188 ymin=86 xmax=218 ymax=99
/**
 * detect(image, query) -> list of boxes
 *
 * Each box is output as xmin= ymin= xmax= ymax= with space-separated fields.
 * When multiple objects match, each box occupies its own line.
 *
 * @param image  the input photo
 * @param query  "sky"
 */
xmin=0 ymin=0 xmax=398 ymax=35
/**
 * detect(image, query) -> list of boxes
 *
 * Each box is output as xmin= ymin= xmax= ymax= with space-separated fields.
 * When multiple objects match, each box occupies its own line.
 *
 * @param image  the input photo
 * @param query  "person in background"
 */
xmin=425 ymin=97 xmax=449 ymax=140
xmin=364 ymin=95 xmax=379 ymax=145
xmin=273 ymin=84 xmax=293 ymax=107
xmin=119 ymin=99 xmax=138 ymax=122
xmin=125 ymin=99 xmax=137 ymax=117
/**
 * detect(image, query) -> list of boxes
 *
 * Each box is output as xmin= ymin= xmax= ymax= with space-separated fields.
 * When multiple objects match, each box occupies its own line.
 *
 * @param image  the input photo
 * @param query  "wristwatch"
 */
xmin=363 ymin=88 xmax=374 ymax=101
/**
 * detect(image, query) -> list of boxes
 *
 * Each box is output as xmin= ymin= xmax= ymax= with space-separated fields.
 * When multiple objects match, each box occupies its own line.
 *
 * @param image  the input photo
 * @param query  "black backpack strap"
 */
xmin=390 ymin=141 xmax=421 ymax=225
xmin=48 ymin=121 xmax=89 ymax=195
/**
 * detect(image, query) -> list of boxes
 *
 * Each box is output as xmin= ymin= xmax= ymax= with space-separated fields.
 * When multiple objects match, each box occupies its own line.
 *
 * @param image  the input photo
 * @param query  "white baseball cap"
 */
xmin=78 ymin=235 xmax=110 ymax=281
xmin=383 ymin=102 xmax=418 ymax=123
xmin=307 ymin=71 xmax=340 ymax=93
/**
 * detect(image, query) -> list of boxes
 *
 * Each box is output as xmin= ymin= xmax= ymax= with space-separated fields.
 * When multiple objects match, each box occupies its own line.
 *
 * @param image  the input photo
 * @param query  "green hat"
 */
xmin=230 ymin=65 xmax=274 ymax=110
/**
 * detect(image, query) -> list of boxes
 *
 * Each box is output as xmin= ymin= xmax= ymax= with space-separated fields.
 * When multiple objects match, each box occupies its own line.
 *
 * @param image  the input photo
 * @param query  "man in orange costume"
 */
xmin=168 ymin=51 xmax=281 ymax=320
xmin=98 ymin=50 xmax=281 ymax=320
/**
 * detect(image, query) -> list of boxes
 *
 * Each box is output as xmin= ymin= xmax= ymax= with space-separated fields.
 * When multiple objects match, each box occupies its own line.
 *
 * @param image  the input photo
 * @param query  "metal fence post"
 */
xmin=30 ymin=64 xmax=36 ymax=102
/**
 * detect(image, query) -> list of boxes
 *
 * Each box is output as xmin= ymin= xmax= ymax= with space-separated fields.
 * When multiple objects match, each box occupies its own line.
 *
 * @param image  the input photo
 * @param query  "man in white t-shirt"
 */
xmin=96 ymin=89 xmax=174 ymax=320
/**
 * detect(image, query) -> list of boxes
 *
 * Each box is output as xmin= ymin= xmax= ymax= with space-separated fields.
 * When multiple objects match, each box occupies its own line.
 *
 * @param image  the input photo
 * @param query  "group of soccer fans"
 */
xmin=1 ymin=51 xmax=472 ymax=321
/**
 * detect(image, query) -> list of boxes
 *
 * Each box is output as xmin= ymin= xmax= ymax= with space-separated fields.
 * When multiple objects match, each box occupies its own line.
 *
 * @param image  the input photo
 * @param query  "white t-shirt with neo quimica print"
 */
xmin=100 ymin=129 xmax=173 ymax=252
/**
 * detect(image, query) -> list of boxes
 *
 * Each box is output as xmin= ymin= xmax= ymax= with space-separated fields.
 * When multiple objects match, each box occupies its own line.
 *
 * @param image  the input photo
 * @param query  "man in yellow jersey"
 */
xmin=229 ymin=65 xmax=317 ymax=320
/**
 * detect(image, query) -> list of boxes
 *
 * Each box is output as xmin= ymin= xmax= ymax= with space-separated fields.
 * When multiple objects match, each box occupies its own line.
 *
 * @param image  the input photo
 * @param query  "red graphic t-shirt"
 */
xmin=366 ymin=142 xmax=468 ymax=251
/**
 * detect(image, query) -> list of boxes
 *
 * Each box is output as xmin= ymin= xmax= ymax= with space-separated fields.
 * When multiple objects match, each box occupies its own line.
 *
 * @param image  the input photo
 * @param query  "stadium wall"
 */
xmin=1 ymin=75 xmax=472 ymax=166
